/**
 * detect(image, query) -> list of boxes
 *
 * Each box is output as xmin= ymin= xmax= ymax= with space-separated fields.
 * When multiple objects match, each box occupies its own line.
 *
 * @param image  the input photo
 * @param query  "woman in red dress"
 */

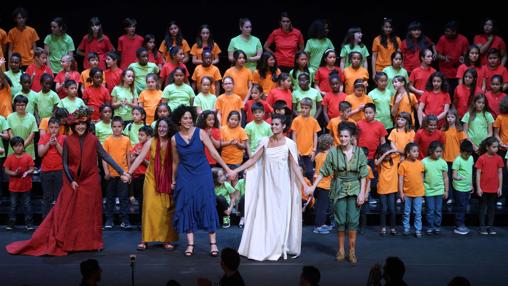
xmin=6 ymin=107 xmax=129 ymax=256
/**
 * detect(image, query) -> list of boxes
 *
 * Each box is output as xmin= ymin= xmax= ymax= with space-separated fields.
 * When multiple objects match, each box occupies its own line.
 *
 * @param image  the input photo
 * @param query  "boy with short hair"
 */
xmin=291 ymin=97 xmax=321 ymax=180
xmin=245 ymin=103 xmax=272 ymax=157
xmin=7 ymin=7 xmax=39 ymax=69
xmin=80 ymin=52 xmax=102 ymax=93
xmin=57 ymin=79 xmax=86 ymax=114
xmin=358 ymin=103 xmax=387 ymax=161
xmin=102 ymin=116 xmax=132 ymax=229
xmin=118 ymin=17 xmax=144 ymax=70
xmin=7 ymin=95 xmax=38 ymax=160
xmin=4 ymin=136 xmax=35 ymax=230
xmin=327 ymin=101 xmax=356 ymax=146
xmin=452 ymin=140 xmax=474 ymax=235
xmin=128 ymin=47 xmax=159 ymax=94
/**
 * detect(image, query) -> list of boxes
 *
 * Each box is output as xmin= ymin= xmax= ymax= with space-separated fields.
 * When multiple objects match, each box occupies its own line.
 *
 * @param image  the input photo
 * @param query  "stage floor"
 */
xmin=1 ymin=226 xmax=507 ymax=286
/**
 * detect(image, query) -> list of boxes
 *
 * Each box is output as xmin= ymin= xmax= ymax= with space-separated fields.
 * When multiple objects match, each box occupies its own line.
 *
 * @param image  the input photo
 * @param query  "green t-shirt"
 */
xmin=34 ymin=90 xmax=60 ymax=119
xmin=111 ymin=86 xmax=138 ymax=121
xmin=94 ymin=120 xmax=113 ymax=144
xmin=17 ymin=90 xmax=37 ymax=115
xmin=452 ymin=155 xmax=474 ymax=192
xmin=43 ymin=33 xmax=75 ymax=73
xmin=339 ymin=44 xmax=370 ymax=68
xmin=304 ymin=38 xmax=335 ymax=70
xmin=162 ymin=83 xmax=195 ymax=112
xmin=292 ymin=87 xmax=322 ymax=116
xmin=194 ymin=92 xmax=217 ymax=112
xmin=0 ymin=115 xmax=10 ymax=158
xmin=4 ymin=70 xmax=22 ymax=98
xmin=382 ymin=66 xmax=408 ymax=94
xmin=123 ymin=122 xmax=145 ymax=145
xmin=461 ymin=111 xmax=494 ymax=147
xmin=128 ymin=62 xmax=159 ymax=94
xmin=7 ymin=112 xmax=38 ymax=159
xmin=215 ymin=182 xmax=236 ymax=205
xmin=227 ymin=34 xmax=263 ymax=71
xmin=235 ymin=178 xmax=245 ymax=196
xmin=368 ymin=88 xmax=393 ymax=129
xmin=422 ymin=157 xmax=448 ymax=196
xmin=58 ymin=96 xmax=86 ymax=114
xmin=245 ymin=120 xmax=272 ymax=154
xmin=289 ymin=67 xmax=316 ymax=92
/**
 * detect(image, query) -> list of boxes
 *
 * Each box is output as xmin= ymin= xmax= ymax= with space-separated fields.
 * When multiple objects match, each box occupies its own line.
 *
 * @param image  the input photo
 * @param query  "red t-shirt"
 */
xmin=314 ymin=66 xmax=344 ymax=93
xmin=117 ymin=34 xmax=145 ymax=70
xmin=456 ymin=64 xmax=485 ymax=91
xmin=265 ymin=27 xmax=304 ymax=68
xmin=420 ymin=91 xmax=451 ymax=117
xmin=38 ymin=134 xmax=65 ymax=171
xmin=77 ymin=35 xmax=114 ymax=70
xmin=482 ymin=65 xmax=508 ymax=91
xmin=266 ymin=88 xmax=292 ymax=110
xmin=3 ymin=153 xmax=35 ymax=192
xmin=322 ymin=91 xmax=346 ymax=119
xmin=160 ymin=62 xmax=189 ymax=86
xmin=244 ymin=99 xmax=274 ymax=123
xmin=485 ymin=91 xmax=507 ymax=119
xmin=204 ymin=127 xmax=220 ymax=165
xmin=25 ymin=64 xmax=53 ymax=92
xmin=54 ymin=70 xmax=81 ymax=98
xmin=409 ymin=66 xmax=436 ymax=96
xmin=357 ymin=119 xmax=388 ymax=160
xmin=454 ymin=84 xmax=482 ymax=118
xmin=435 ymin=34 xmax=469 ymax=79
xmin=83 ymin=86 xmax=111 ymax=121
xmin=104 ymin=68 xmax=123 ymax=94
xmin=473 ymin=34 xmax=506 ymax=65
xmin=414 ymin=129 xmax=444 ymax=159
xmin=400 ymin=36 xmax=434 ymax=73
xmin=148 ymin=51 xmax=164 ymax=66
xmin=475 ymin=153 xmax=504 ymax=193
xmin=131 ymin=142 xmax=150 ymax=177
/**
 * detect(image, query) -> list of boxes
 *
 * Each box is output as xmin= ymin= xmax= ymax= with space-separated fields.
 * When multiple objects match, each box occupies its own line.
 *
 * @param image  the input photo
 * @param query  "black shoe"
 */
xmin=5 ymin=222 xmax=15 ymax=230
xmin=121 ymin=221 xmax=132 ymax=230
xmin=104 ymin=219 xmax=113 ymax=229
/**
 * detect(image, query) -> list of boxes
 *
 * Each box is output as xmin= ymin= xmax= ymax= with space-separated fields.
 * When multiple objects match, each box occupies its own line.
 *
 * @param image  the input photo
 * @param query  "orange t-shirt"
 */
xmin=367 ymin=165 xmax=375 ymax=182
xmin=371 ymin=35 xmax=402 ymax=72
xmin=252 ymin=69 xmax=281 ymax=95
xmin=494 ymin=114 xmax=508 ymax=146
xmin=343 ymin=66 xmax=369 ymax=94
xmin=390 ymin=92 xmax=418 ymax=124
xmin=191 ymin=64 xmax=222 ymax=95
xmin=215 ymin=93 xmax=244 ymax=126
xmin=7 ymin=26 xmax=39 ymax=66
xmin=442 ymin=127 xmax=466 ymax=162
xmin=326 ymin=117 xmax=356 ymax=146
xmin=80 ymin=69 xmax=106 ymax=90
xmin=398 ymin=159 xmax=425 ymax=197
xmin=102 ymin=135 xmax=131 ymax=176
xmin=290 ymin=115 xmax=321 ymax=155
xmin=377 ymin=158 xmax=399 ymax=195
xmin=220 ymin=125 xmax=248 ymax=165
xmin=138 ymin=89 xmax=162 ymax=125
xmin=39 ymin=117 xmax=66 ymax=135
xmin=314 ymin=150 xmax=331 ymax=190
xmin=345 ymin=94 xmax=373 ymax=122
xmin=388 ymin=128 xmax=415 ymax=153
xmin=0 ymin=85 xmax=12 ymax=118
xmin=224 ymin=66 xmax=253 ymax=100
xmin=190 ymin=42 xmax=222 ymax=61
xmin=0 ymin=28 xmax=6 ymax=71
xmin=159 ymin=39 xmax=191 ymax=63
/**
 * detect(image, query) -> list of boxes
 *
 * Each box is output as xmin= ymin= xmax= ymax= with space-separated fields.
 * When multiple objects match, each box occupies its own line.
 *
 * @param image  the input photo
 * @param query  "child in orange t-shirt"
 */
xmin=80 ymin=52 xmax=102 ymax=93
xmin=389 ymin=112 xmax=415 ymax=157
xmin=391 ymin=75 xmax=418 ymax=125
xmin=191 ymin=50 xmax=222 ymax=95
xmin=253 ymin=51 xmax=281 ymax=95
xmin=220 ymin=111 xmax=248 ymax=169
xmin=0 ymin=59 xmax=12 ymax=118
xmin=102 ymin=116 xmax=132 ymax=229
xmin=138 ymin=73 xmax=162 ymax=125
xmin=343 ymin=51 xmax=369 ymax=94
xmin=215 ymin=76 xmax=243 ymax=126
xmin=494 ymin=96 xmax=508 ymax=151
xmin=25 ymin=47 xmax=53 ymax=92
xmin=409 ymin=49 xmax=436 ymax=99
xmin=7 ymin=8 xmax=39 ymax=68
xmin=398 ymin=142 xmax=425 ymax=237
xmin=327 ymin=101 xmax=356 ymax=146
xmin=312 ymin=134 xmax=334 ymax=234
xmin=442 ymin=108 xmax=466 ymax=205
xmin=345 ymin=79 xmax=373 ymax=122
xmin=375 ymin=143 xmax=399 ymax=235
xmin=291 ymin=98 xmax=321 ymax=180
xmin=224 ymin=50 xmax=253 ymax=102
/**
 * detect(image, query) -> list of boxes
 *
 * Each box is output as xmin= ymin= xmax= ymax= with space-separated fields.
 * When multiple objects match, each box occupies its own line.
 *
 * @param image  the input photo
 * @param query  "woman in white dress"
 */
xmin=231 ymin=114 xmax=309 ymax=261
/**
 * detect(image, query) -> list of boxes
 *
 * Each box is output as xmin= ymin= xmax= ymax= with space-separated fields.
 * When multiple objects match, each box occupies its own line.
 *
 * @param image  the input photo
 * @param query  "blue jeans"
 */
xmin=379 ymin=193 xmax=396 ymax=228
xmin=425 ymin=195 xmax=443 ymax=230
xmin=403 ymin=196 xmax=423 ymax=232
xmin=454 ymin=191 xmax=470 ymax=227
xmin=9 ymin=191 xmax=32 ymax=225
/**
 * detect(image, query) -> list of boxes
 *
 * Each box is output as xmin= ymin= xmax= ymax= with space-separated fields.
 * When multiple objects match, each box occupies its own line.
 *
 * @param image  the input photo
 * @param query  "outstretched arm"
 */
xmin=128 ymin=138 xmax=152 ymax=174
xmin=97 ymin=141 xmax=126 ymax=176
xmin=230 ymin=146 xmax=264 ymax=174
xmin=200 ymin=129 xmax=232 ymax=174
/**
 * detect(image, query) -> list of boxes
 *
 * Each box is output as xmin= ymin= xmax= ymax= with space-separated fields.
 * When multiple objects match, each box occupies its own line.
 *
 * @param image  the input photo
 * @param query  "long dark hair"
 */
xmin=342 ymin=27 xmax=364 ymax=49
xmin=195 ymin=24 xmax=215 ymax=49
xmin=197 ymin=110 xmax=219 ymax=129
xmin=380 ymin=18 xmax=399 ymax=50
xmin=405 ymin=21 xmax=431 ymax=52
xmin=144 ymin=34 xmax=159 ymax=60
xmin=258 ymin=51 xmax=278 ymax=81
xmin=292 ymin=51 xmax=309 ymax=79
xmin=463 ymin=45 xmax=481 ymax=67
xmin=164 ymin=21 xmax=183 ymax=50
xmin=87 ymin=17 xmax=103 ymax=41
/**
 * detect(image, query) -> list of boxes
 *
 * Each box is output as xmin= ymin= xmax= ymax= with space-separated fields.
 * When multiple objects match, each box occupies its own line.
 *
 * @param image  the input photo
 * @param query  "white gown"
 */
xmin=238 ymin=137 xmax=302 ymax=261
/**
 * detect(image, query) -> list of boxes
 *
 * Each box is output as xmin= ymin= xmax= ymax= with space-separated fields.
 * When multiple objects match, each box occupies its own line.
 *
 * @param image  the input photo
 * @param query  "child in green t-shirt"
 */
xmin=245 ymin=102 xmax=272 ymax=156
xmin=7 ymin=95 xmax=38 ymax=159
xmin=452 ymin=141 xmax=474 ymax=235
xmin=213 ymin=167 xmax=236 ymax=228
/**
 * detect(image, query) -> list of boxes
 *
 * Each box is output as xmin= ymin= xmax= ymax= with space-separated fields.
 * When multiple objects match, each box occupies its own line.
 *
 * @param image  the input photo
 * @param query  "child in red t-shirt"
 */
xmin=475 ymin=136 xmax=504 ymax=235
xmin=414 ymin=115 xmax=444 ymax=159
xmin=3 ymin=136 xmax=35 ymax=230
xmin=485 ymin=75 xmax=507 ymax=118
xmin=129 ymin=126 xmax=152 ymax=210
xmin=417 ymin=71 xmax=451 ymax=128
xmin=454 ymin=68 xmax=482 ymax=118
xmin=197 ymin=110 xmax=221 ymax=166
xmin=37 ymin=117 xmax=65 ymax=218
xmin=322 ymin=73 xmax=346 ymax=123
xmin=482 ymin=48 xmax=508 ymax=92
xmin=409 ymin=48 xmax=436 ymax=99
xmin=244 ymin=84 xmax=273 ymax=123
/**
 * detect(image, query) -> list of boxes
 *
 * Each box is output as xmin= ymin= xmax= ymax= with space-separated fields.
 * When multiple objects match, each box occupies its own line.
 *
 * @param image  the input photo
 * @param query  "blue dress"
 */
xmin=173 ymin=128 xmax=219 ymax=233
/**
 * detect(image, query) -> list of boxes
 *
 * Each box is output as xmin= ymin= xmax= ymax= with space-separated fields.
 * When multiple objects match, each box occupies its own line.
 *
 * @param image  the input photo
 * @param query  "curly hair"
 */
xmin=171 ymin=105 xmax=197 ymax=126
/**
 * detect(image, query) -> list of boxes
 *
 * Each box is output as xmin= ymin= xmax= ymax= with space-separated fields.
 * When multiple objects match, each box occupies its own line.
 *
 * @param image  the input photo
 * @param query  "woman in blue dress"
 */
xmin=170 ymin=105 xmax=234 ymax=257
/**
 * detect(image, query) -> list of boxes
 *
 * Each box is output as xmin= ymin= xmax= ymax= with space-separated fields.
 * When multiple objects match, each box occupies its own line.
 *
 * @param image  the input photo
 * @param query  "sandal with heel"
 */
xmin=184 ymin=244 xmax=194 ymax=257
xmin=210 ymin=242 xmax=219 ymax=257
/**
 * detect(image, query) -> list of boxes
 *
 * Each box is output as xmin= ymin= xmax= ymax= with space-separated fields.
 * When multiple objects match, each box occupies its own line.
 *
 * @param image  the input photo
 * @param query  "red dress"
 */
xmin=6 ymin=132 xmax=121 ymax=256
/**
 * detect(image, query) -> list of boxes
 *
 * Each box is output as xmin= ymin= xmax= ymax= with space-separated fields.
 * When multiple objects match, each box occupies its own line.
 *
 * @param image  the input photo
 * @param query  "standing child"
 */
xmin=213 ymin=168 xmax=237 ymax=228
xmin=266 ymin=73 xmax=293 ymax=109
xmin=409 ymin=49 xmax=436 ymax=99
xmin=161 ymin=67 xmax=195 ymax=112
xmin=194 ymin=77 xmax=217 ymax=114
xmin=454 ymin=68 xmax=482 ymax=118
xmin=368 ymin=72 xmax=393 ymax=130
xmin=80 ymin=52 xmax=102 ymax=93
xmin=422 ymin=141 xmax=449 ymax=234
xmin=4 ymin=53 xmax=23 ymax=98
xmin=312 ymin=134 xmax=334 ymax=234
xmin=245 ymin=103 xmax=273 ymax=157
xmin=327 ymin=101 xmax=356 ymax=146
xmin=76 ymin=17 xmax=114 ymax=70
xmin=111 ymin=68 xmax=138 ymax=124
xmin=8 ymin=96 xmax=38 ymax=160
xmin=159 ymin=46 xmax=189 ymax=88
xmin=304 ymin=19 xmax=334 ymax=70
xmin=485 ymin=75 xmax=507 ymax=118
xmin=383 ymin=51 xmax=408 ymax=95
xmin=462 ymin=94 xmax=494 ymax=152
xmin=390 ymin=75 xmax=418 ymax=125
xmin=128 ymin=125 xmax=152 ymax=210
xmin=3 ymin=136 xmax=35 ymax=230
xmin=244 ymin=84 xmax=273 ymax=123
xmin=357 ymin=103 xmax=387 ymax=164
xmin=7 ymin=8 xmax=39 ymax=68
xmin=144 ymin=34 xmax=164 ymax=70
xmin=25 ymin=47 xmax=52 ymax=92
xmin=190 ymin=24 xmax=221 ymax=66
xmin=399 ymin=21 xmax=435 ymax=73
xmin=321 ymin=74 xmax=346 ymax=124
xmin=102 ymin=116 xmax=132 ymax=229
xmin=37 ymin=117 xmax=64 ymax=218
xmin=340 ymin=27 xmax=369 ymax=70
xmin=343 ymin=51 xmax=369 ymax=95
xmin=415 ymin=115 xmax=444 ymax=159
xmin=150 ymin=102 xmax=171 ymax=130
xmin=253 ymin=51 xmax=281 ymax=95
xmin=372 ymin=18 xmax=401 ymax=74
xmin=345 ymin=79 xmax=373 ymax=122
xmin=138 ymin=73 xmax=162 ymax=125
xmin=128 ymin=48 xmax=159 ymax=94
xmin=0 ymin=59 xmax=13 ymax=118
xmin=452 ymin=140 xmax=474 ymax=235
xmin=215 ymin=77 xmax=243 ymax=126
xmin=83 ymin=67 xmax=111 ymax=122
xmin=314 ymin=49 xmax=344 ymax=95
xmin=43 ymin=17 xmax=75 ymax=74
xmin=58 ymin=79 xmax=86 ymax=114
xmin=220 ymin=111 xmax=249 ymax=169
xmin=475 ymin=137 xmax=503 ymax=235
xmin=123 ymin=106 xmax=146 ymax=145
xmin=442 ymin=108 xmax=466 ymax=205
xmin=417 ymin=71 xmax=451 ymax=128
xmin=388 ymin=112 xmax=415 ymax=157
xmin=196 ymin=110 xmax=221 ymax=166
xmin=117 ymin=18 xmax=144 ymax=70
xmin=38 ymin=107 xmax=68 ymax=136
xmin=375 ymin=144 xmax=399 ymax=236
xmin=457 ymin=45 xmax=484 ymax=90
xmin=159 ymin=21 xmax=191 ymax=64
xmin=34 ymin=73 xmax=60 ymax=121
xmin=482 ymin=48 xmax=508 ymax=92
xmin=104 ymin=51 xmax=122 ymax=94
xmin=398 ymin=143 xmax=425 ymax=238
xmin=291 ymin=98 xmax=321 ymax=180
xmin=94 ymin=104 xmax=113 ymax=144
xmin=54 ymin=54 xmax=81 ymax=99
xmin=224 ymin=50 xmax=253 ymax=103
xmin=17 ymin=74 xmax=37 ymax=116
xmin=191 ymin=50 xmax=222 ymax=95
xmin=290 ymin=51 xmax=316 ymax=92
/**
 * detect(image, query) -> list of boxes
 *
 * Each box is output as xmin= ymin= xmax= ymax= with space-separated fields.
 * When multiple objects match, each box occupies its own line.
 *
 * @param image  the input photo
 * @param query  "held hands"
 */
xmin=120 ymin=173 xmax=132 ymax=184
xmin=356 ymin=192 xmax=365 ymax=206
xmin=226 ymin=169 xmax=237 ymax=181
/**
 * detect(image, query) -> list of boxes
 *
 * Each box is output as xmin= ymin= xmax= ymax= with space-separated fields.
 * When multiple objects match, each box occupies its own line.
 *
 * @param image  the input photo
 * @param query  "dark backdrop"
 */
xmin=1 ymin=0 xmax=507 ymax=72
